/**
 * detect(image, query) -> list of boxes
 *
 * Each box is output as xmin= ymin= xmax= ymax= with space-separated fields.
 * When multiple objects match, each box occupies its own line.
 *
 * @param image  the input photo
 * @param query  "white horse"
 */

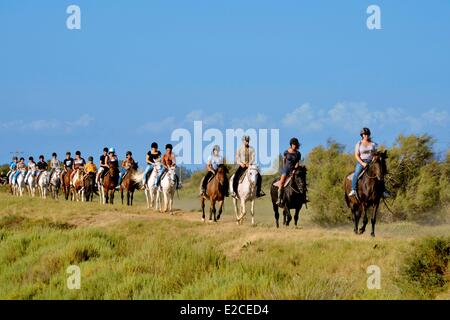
xmin=13 ymin=169 xmax=27 ymax=197
xmin=49 ymin=168 xmax=61 ymax=199
xmin=144 ymin=162 xmax=162 ymax=210
xmin=27 ymin=170 xmax=37 ymax=197
xmin=230 ymin=164 xmax=259 ymax=225
xmin=37 ymin=171 xmax=50 ymax=199
xmin=160 ymin=165 xmax=177 ymax=214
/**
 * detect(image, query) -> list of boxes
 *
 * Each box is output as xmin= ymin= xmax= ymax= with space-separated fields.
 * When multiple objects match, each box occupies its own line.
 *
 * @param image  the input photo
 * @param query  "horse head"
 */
xmin=216 ymin=164 xmax=228 ymax=185
xmin=246 ymin=164 xmax=259 ymax=185
xmin=370 ymin=150 xmax=388 ymax=181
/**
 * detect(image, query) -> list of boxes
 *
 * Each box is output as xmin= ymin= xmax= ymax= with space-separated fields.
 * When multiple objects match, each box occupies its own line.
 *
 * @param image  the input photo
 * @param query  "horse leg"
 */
xmin=273 ymin=203 xmax=280 ymax=228
xmin=201 ymin=197 xmax=206 ymax=222
xmin=352 ymin=205 xmax=359 ymax=234
xmin=294 ymin=206 xmax=301 ymax=227
xmin=285 ymin=207 xmax=292 ymax=226
xmin=250 ymin=199 xmax=255 ymax=226
xmin=209 ymin=200 xmax=215 ymax=222
xmin=130 ymin=191 xmax=134 ymax=206
xmin=371 ymin=203 xmax=379 ymax=237
xmin=239 ymin=198 xmax=246 ymax=225
xmin=217 ymin=200 xmax=223 ymax=220
xmin=359 ymin=205 xmax=368 ymax=234
xmin=110 ymin=190 xmax=114 ymax=205
xmin=233 ymin=197 xmax=239 ymax=224
xmin=121 ymin=189 xmax=124 ymax=205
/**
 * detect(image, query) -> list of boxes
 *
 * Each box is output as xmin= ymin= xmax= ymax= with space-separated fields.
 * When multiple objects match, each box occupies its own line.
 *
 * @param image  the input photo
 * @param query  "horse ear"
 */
xmin=383 ymin=150 xmax=388 ymax=158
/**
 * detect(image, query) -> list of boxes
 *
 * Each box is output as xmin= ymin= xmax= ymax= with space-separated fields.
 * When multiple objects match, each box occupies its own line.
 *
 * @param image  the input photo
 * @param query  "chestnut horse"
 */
xmin=200 ymin=164 xmax=229 ymax=222
xmin=61 ymin=168 xmax=73 ymax=200
xmin=101 ymin=166 xmax=119 ymax=204
xmin=344 ymin=150 xmax=387 ymax=237
xmin=120 ymin=162 xmax=139 ymax=206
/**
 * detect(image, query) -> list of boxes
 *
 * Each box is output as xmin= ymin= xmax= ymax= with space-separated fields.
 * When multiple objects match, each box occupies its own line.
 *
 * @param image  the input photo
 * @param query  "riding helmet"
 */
xmin=75 ymin=151 xmax=81 ymax=156
xmin=151 ymin=142 xmax=158 ymax=149
xmin=39 ymin=155 xmax=44 ymax=160
xmin=290 ymin=137 xmax=300 ymax=147
xmin=20 ymin=157 xmax=24 ymax=161
xmin=29 ymin=156 xmax=34 ymax=161
xmin=360 ymin=127 xmax=371 ymax=137
xmin=88 ymin=156 xmax=94 ymax=161
xmin=165 ymin=144 xmax=173 ymax=150
xmin=52 ymin=152 xmax=57 ymax=157
xmin=103 ymin=147 xmax=109 ymax=152
xmin=126 ymin=151 xmax=132 ymax=156
xmin=66 ymin=151 xmax=71 ymax=155
xmin=109 ymin=147 xmax=115 ymax=153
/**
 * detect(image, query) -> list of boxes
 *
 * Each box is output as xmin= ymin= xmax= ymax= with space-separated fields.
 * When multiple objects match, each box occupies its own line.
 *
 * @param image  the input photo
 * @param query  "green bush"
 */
xmin=306 ymin=140 xmax=354 ymax=225
xmin=402 ymin=237 xmax=450 ymax=298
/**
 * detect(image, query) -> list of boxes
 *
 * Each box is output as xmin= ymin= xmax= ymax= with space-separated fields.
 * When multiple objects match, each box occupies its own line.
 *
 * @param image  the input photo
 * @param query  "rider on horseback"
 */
xmin=85 ymin=156 xmax=97 ymax=175
xmin=200 ymin=145 xmax=225 ymax=196
xmin=62 ymin=152 xmax=74 ymax=179
xmin=118 ymin=151 xmax=136 ymax=188
xmin=276 ymin=137 xmax=302 ymax=206
xmin=70 ymin=151 xmax=86 ymax=187
xmin=49 ymin=152 xmax=61 ymax=180
xmin=231 ymin=135 xmax=263 ymax=199
xmin=156 ymin=144 xmax=179 ymax=189
xmin=142 ymin=142 xmax=161 ymax=188
xmin=348 ymin=128 xmax=390 ymax=198
xmin=12 ymin=157 xmax=26 ymax=185
xmin=36 ymin=155 xmax=48 ymax=182
xmin=24 ymin=157 xmax=37 ymax=184
xmin=96 ymin=147 xmax=109 ymax=186
xmin=7 ymin=156 xmax=18 ymax=184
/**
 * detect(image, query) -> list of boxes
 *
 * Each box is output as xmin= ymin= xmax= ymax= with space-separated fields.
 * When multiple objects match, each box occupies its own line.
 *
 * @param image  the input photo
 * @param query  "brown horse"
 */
xmin=84 ymin=172 xmax=96 ymax=202
xmin=72 ymin=169 xmax=85 ymax=202
xmin=200 ymin=164 xmax=229 ymax=222
xmin=101 ymin=166 xmax=119 ymax=204
xmin=344 ymin=150 xmax=388 ymax=237
xmin=61 ymin=168 xmax=73 ymax=200
xmin=120 ymin=162 xmax=139 ymax=206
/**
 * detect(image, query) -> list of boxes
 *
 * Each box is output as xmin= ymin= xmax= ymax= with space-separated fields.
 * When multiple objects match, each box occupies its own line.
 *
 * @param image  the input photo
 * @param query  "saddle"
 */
xmin=346 ymin=166 xmax=369 ymax=181
xmin=273 ymin=175 xmax=292 ymax=188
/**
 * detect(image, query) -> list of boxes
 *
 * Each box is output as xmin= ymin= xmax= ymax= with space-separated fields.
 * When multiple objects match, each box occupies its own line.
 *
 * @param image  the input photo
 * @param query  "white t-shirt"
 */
xmin=207 ymin=154 xmax=223 ymax=170
xmin=356 ymin=141 xmax=378 ymax=161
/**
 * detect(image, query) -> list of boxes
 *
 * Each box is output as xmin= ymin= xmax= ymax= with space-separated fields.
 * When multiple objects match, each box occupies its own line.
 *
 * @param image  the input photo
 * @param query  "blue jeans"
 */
xmin=13 ymin=170 xmax=24 ymax=184
xmin=351 ymin=160 xmax=370 ymax=191
xmin=155 ymin=167 xmax=166 ymax=187
xmin=142 ymin=164 xmax=154 ymax=183
xmin=118 ymin=168 xmax=126 ymax=185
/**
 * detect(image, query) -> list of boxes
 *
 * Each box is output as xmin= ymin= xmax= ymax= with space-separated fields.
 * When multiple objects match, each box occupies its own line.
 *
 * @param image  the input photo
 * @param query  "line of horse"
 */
xmin=5 ymin=151 xmax=388 ymax=236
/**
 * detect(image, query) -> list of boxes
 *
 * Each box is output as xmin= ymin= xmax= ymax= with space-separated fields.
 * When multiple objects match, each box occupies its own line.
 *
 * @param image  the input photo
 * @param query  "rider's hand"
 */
xmin=362 ymin=162 xmax=368 ymax=168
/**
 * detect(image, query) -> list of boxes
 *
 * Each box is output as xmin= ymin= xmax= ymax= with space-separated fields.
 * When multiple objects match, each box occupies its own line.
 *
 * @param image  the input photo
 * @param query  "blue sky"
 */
xmin=1 ymin=0 xmax=449 ymax=167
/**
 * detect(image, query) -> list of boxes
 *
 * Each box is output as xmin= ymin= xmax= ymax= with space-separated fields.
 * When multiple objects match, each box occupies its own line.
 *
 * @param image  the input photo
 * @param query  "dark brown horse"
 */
xmin=61 ymin=168 xmax=73 ymax=200
xmin=84 ymin=172 xmax=96 ymax=202
xmin=270 ymin=166 xmax=308 ymax=228
xmin=344 ymin=150 xmax=388 ymax=237
xmin=120 ymin=162 xmax=139 ymax=206
xmin=201 ymin=164 xmax=229 ymax=222
xmin=101 ymin=166 xmax=119 ymax=205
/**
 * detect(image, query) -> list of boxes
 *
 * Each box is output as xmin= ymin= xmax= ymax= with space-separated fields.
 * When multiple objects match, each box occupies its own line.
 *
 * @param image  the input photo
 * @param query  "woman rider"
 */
xmin=348 ymin=127 xmax=389 ymax=198
xmin=142 ymin=142 xmax=161 ymax=188
xmin=118 ymin=151 xmax=136 ymax=188
xmin=49 ymin=153 xmax=61 ymax=180
xmin=12 ymin=157 xmax=26 ymax=185
xmin=96 ymin=147 xmax=109 ymax=186
xmin=200 ymin=145 xmax=224 ymax=196
xmin=70 ymin=151 xmax=86 ymax=186
xmin=7 ymin=156 xmax=18 ymax=184
xmin=25 ymin=156 xmax=37 ymax=184
xmin=156 ymin=144 xmax=179 ymax=189
xmin=36 ymin=155 xmax=48 ymax=182
xmin=106 ymin=148 xmax=119 ymax=183
xmin=276 ymin=137 xmax=302 ymax=206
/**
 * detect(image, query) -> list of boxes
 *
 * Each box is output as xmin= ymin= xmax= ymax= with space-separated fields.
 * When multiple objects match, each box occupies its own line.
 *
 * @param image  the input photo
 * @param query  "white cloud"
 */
xmin=231 ymin=113 xmax=269 ymax=128
xmin=184 ymin=109 xmax=224 ymax=127
xmin=282 ymin=102 xmax=450 ymax=133
xmin=0 ymin=114 xmax=95 ymax=133
xmin=138 ymin=116 xmax=177 ymax=133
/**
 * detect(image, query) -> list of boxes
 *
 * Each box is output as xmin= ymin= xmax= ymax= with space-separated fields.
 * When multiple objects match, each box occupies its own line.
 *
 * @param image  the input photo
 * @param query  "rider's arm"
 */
xmin=355 ymin=143 xmax=366 ymax=167
xmin=236 ymin=147 xmax=244 ymax=166
xmin=171 ymin=154 xmax=176 ymax=167
xmin=249 ymin=147 xmax=255 ymax=165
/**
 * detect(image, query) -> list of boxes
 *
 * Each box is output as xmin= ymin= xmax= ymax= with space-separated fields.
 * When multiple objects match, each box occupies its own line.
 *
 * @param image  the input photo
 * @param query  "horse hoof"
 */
xmin=201 ymin=218 xmax=205 ymax=222
xmin=359 ymin=229 xmax=365 ymax=234
xmin=371 ymin=233 xmax=375 ymax=237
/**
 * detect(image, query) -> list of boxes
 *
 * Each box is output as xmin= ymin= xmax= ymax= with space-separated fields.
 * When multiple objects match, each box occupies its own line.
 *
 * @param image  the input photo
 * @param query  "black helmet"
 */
xmin=52 ymin=152 xmax=57 ymax=157
xmin=126 ymin=151 xmax=132 ymax=156
xmin=360 ymin=127 xmax=371 ymax=137
xmin=75 ymin=151 xmax=81 ymax=156
xmin=39 ymin=155 xmax=44 ymax=160
xmin=151 ymin=142 xmax=158 ymax=149
xmin=88 ymin=156 xmax=94 ymax=161
xmin=29 ymin=156 xmax=34 ymax=161
xmin=289 ymin=137 xmax=300 ymax=147
xmin=103 ymin=147 xmax=109 ymax=152
xmin=66 ymin=151 xmax=71 ymax=155
xmin=20 ymin=157 xmax=25 ymax=161
xmin=165 ymin=144 xmax=173 ymax=150
xmin=12 ymin=156 xmax=18 ymax=161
